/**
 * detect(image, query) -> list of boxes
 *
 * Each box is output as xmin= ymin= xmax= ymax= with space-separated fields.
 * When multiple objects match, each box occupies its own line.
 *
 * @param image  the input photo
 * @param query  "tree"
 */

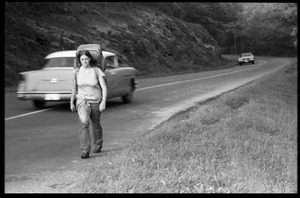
xmin=230 ymin=3 xmax=297 ymax=56
xmin=178 ymin=3 xmax=242 ymax=45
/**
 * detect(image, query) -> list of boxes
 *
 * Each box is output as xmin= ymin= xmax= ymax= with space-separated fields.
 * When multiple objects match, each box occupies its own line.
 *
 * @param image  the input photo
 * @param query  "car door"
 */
xmin=104 ymin=55 xmax=122 ymax=98
xmin=117 ymin=57 xmax=132 ymax=94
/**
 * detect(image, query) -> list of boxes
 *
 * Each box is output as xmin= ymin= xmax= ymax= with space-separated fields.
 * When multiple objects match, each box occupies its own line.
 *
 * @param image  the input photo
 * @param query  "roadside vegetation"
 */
xmin=69 ymin=61 xmax=297 ymax=193
xmin=5 ymin=3 xmax=297 ymax=87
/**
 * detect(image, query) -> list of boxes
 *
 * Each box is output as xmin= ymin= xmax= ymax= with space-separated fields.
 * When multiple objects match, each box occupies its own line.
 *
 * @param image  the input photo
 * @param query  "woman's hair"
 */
xmin=75 ymin=50 xmax=97 ymax=68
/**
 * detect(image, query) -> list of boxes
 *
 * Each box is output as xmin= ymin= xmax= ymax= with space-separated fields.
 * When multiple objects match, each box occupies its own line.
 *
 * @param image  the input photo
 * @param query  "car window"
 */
xmin=44 ymin=57 xmax=75 ymax=68
xmin=118 ymin=58 xmax=126 ymax=67
xmin=241 ymin=53 xmax=252 ymax=57
xmin=105 ymin=56 xmax=115 ymax=68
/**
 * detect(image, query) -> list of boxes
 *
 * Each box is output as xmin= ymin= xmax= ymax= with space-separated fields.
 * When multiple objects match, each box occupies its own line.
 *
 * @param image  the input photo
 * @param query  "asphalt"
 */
xmin=4 ymin=56 xmax=292 ymax=192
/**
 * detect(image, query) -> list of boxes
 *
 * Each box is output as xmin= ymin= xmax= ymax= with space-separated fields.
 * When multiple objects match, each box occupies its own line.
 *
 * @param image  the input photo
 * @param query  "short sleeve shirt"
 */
xmin=76 ymin=67 xmax=105 ymax=102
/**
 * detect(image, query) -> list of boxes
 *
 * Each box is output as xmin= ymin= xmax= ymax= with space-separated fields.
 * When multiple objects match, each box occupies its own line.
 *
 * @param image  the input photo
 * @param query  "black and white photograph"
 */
xmin=4 ymin=2 xmax=297 ymax=193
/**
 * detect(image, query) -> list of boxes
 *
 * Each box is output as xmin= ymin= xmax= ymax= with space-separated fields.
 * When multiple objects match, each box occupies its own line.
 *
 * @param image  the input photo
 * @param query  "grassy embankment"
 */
xmin=71 ymin=60 xmax=297 ymax=193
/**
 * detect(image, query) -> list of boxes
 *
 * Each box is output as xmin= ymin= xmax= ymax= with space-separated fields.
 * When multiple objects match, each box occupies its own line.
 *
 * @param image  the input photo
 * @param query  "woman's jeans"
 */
xmin=77 ymin=102 xmax=103 ymax=153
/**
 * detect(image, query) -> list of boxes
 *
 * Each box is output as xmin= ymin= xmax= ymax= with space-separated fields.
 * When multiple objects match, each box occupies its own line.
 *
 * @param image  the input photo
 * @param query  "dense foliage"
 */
xmin=4 ymin=2 xmax=297 ymax=87
xmin=145 ymin=2 xmax=297 ymax=56
xmin=143 ymin=2 xmax=242 ymax=46
xmin=222 ymin=3 xmax=297 ymax=56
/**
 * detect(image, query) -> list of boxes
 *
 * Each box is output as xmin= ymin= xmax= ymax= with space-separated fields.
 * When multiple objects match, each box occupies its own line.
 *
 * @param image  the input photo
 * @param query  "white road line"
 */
xmin=5 ymin=60 xmax=265 ymax=121
xmin=5 ymin=107 xmax=57 ymax=121
xmin=137 ymin=61 xmax=265 ymax=91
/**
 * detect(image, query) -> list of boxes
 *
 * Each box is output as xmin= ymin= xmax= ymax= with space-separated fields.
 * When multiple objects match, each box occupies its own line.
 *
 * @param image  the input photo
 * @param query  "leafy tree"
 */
xmin=237 ymin=3 xmax=297 ymax=56
xmin=147 ymin=2 xmax=242 ymax=46
xmin=180 ymin=3 xmax=242 ymax=45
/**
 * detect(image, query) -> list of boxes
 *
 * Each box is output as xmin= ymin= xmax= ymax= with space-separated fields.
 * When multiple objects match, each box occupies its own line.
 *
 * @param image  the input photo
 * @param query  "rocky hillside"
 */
xmin=5 ymin=2 xmax=224 ymax=87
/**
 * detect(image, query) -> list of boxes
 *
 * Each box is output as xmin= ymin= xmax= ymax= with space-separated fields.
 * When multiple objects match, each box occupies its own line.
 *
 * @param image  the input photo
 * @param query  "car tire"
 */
xmin=252 ymin=61 xmax=255 ymax=64
xmin=122 ymin=80 xmax=135 ymax=104
xmin=239 ymin=63 xmax=242 ymax=66
xmin=33 ymin=100 xmax=45 ymax=109
xmin=122 ymin=91 xmax=133 ymax=104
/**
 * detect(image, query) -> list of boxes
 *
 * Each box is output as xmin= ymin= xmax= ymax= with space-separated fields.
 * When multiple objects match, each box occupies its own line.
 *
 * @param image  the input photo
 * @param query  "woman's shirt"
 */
xmin=76 ymin=67 xmax=105 ymax=102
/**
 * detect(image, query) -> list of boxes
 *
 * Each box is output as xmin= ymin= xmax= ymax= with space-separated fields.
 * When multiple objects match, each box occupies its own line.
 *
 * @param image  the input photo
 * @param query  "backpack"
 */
xmin=75 ymin=44 xmax=106 ymax=72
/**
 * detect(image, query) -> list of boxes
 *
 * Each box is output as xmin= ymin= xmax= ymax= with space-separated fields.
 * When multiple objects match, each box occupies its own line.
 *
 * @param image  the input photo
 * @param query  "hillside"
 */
xmin=5 ymin=2 xmax=226 ymax=87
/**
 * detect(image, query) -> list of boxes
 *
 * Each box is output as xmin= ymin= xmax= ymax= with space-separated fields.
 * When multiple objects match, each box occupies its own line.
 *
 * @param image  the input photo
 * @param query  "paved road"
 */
xmin=5 ymin=56 xmax=291 ymax=183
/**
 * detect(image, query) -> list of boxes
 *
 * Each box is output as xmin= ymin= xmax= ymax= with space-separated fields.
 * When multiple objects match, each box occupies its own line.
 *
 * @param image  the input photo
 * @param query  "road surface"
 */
xmin=4 ymin=56 xmax=292 ymax=192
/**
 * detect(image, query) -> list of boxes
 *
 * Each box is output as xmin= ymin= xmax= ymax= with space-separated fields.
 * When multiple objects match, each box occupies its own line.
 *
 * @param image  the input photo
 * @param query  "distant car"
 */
xmin=17 ymin=50 xmax=138 ymax=108
xmin=238 ymin=53 xmax=255 ymax=65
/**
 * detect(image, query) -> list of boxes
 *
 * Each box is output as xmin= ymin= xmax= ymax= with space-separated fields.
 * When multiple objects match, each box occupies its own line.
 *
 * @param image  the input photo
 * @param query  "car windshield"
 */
xmin=44 ymin=57 xmax=75 ymax=68
xmin=241 ymin=53 xmax=252 ymax=57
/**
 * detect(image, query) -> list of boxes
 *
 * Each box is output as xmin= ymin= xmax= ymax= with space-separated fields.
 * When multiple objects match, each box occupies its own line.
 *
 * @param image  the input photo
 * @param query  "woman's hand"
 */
xmin=99 ymin=100 xmax=106 ymax=112
xmin=70 ymin=103 xmax=76 ymax=112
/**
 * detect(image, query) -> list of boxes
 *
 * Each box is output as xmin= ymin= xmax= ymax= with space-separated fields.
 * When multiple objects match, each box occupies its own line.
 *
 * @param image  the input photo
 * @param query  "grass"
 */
xmin=69 ymin=60 xmax=297 ymax=193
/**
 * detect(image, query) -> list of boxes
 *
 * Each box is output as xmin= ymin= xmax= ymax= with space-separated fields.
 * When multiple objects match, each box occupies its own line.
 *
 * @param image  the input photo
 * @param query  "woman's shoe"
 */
xmin=81 ymin=151 xmax=89 ymax=159
xmin=93 ymin=145 xmax=102 ymax=153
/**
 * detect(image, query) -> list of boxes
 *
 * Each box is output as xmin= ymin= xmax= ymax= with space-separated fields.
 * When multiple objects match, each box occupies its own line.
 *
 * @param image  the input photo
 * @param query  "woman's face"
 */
xmin=80 ymin=55 xmax=91 ymax=67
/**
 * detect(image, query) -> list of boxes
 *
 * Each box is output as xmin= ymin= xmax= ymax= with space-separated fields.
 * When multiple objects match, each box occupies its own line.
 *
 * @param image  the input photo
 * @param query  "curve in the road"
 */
xmin=5 ymin=60 xmax=266 ymax=121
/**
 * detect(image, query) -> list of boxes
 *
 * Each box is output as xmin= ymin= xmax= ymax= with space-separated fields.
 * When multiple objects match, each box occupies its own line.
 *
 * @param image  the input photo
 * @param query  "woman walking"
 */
xmin=70 ymin=50 xmax=107 ymax=159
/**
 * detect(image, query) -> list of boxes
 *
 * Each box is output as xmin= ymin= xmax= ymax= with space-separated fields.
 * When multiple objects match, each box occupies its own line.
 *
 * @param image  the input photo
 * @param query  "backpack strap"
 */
xmin=93 ymin=67 xmax=101 ymax=89
xmin=93 ymin=66 xmax=99 ymax=79
xmin=74 ymin=67 xmax=79 ymax=82
xmin=74 ymin=67 xmax=79 ymax=92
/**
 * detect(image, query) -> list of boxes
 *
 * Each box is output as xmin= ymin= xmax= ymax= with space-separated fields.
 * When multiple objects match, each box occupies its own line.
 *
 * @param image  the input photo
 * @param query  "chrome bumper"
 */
xmin=17 ymin=92 xmax=71 ymax=101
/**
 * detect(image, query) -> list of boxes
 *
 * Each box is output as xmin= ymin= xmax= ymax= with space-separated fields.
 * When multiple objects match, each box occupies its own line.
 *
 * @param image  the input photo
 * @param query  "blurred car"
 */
xmin=238 ymin=52 xmax=255 ymax=65
xmin=17 ymin=50 xmax=138 ymax=108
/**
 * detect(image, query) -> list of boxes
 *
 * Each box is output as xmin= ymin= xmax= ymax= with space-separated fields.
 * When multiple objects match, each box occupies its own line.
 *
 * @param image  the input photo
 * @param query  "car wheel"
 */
xmin=122 ymin=91 xmax=133 ymax=104
xmin=239 ymin=63 xmax=242 ymax=66
xmin=122 ymin=80 xmax=134 ymax=104
xmin=33 ymin=100 xmax=45 ymax=109
xmin=252 ymin=61 xmax=255 ymax=64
